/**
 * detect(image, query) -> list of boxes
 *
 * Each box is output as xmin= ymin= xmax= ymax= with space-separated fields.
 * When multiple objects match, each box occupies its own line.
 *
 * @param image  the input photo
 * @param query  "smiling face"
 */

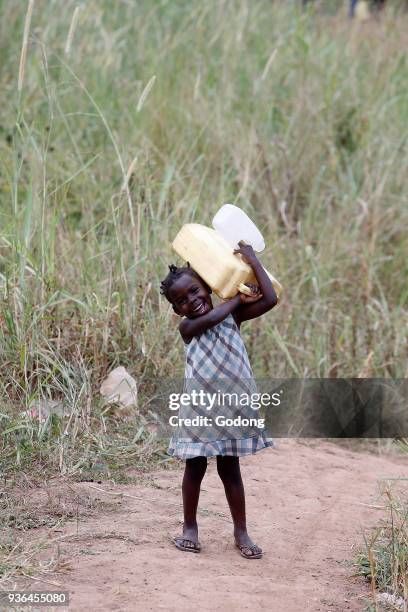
xmin=168 ymin=272 xmax=213 ymax=318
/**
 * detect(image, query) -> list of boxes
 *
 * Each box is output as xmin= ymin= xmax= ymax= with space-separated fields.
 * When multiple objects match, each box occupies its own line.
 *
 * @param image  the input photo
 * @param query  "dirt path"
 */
xmin=18 ymin=440 xmax=407 ymax=611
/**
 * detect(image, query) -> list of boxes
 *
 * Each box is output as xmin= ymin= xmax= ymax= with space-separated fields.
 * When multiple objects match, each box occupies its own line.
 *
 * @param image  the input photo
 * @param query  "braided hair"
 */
xmin=160 ymin=262 xmax=203 ymax=303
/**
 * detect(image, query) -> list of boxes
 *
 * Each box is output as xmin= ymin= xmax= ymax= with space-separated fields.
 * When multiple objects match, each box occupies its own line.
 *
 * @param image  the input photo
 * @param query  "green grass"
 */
xmin=1 ymin=5 xmax=407 ymax=600
xmin=355 ymin=479 xmax=408 ymax=609
xmin=0 ymin=2 xmax=407 ymax=469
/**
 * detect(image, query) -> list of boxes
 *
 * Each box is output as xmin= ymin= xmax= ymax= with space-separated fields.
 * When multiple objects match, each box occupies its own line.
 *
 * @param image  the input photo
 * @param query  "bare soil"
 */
xmin=9 ymin=440 xmax=408 ymax=611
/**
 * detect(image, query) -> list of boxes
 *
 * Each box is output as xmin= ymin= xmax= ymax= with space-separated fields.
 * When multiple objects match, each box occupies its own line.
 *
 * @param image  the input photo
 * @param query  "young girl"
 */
xmin=160 ymin=241 xmax=278 ymax=559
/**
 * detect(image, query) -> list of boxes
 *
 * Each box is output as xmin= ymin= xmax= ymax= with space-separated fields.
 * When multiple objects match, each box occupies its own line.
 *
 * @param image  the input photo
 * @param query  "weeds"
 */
xmin=1 ymin=2 xmax=407 ymax=401
xmin=0 ymin=0 xmax=407 ymax=591
xmin=355 ymin=480 xmax=408 ymax=609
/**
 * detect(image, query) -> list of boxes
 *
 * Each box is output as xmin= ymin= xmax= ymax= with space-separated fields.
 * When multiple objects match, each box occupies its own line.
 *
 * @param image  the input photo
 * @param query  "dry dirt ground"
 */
xmin=8 ymin=440 xmax=408 ymax=612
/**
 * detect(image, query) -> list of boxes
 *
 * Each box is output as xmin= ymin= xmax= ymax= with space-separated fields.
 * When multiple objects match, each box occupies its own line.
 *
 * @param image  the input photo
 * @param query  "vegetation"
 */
xmin=355 ymin=473 xmax=408 ymax=610
xmin=0 ymin=0 xmax=407 ymax=597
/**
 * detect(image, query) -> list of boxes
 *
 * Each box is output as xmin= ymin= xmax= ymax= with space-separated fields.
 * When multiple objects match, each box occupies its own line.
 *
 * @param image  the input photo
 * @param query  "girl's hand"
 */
xmin=239 ymin=284 xmax=263 ymax=304
xmin=243 ymin=282 xmax=261 ymax=296
xmin=233 ymin=241 xmax=258 ymax=266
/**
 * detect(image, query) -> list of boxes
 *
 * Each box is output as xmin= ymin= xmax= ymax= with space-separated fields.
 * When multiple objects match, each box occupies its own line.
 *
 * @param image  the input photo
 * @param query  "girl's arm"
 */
xmin=180 ymin=292 xmax=260 ymax=343
xmin=233 ymin=241 xmax=278 ymax=325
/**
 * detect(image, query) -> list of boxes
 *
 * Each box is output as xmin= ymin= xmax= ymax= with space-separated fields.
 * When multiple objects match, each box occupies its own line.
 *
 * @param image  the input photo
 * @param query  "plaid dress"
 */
xmin=167 ymin=313 xmax=274 ymax=460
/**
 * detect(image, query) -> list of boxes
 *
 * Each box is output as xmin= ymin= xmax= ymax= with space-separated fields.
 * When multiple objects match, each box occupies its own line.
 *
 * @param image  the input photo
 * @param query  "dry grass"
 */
xmin=355 ymin=481 xmax=408 ymax=609
xmin=0 ymin=0 xmax=407 ymax=595
xmin=0 ymin=473 xmax=143 ymax=589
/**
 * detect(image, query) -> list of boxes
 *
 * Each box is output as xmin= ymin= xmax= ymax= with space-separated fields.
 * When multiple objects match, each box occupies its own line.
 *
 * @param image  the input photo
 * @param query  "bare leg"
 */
xmin=175 ymin=456 xmax=207 ymax=550
xmin=216 ymin=455 xmax=262 ymax=557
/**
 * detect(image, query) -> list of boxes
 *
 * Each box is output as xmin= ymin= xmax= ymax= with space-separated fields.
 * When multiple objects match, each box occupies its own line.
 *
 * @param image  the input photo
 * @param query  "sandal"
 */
xmin=172 ymin=536 xmax=202 ymax=553
xmin=235 ymin=542 xmax=263 ymax=559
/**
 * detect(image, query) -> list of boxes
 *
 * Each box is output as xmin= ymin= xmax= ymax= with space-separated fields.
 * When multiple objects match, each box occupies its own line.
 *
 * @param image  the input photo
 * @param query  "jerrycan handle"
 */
xmin=238 ymin=283 xmax=254 ymax=296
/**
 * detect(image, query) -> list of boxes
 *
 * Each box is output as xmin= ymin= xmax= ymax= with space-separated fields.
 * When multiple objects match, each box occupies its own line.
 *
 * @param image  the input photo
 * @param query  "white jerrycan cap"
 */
xmin=212 ymin=204 xmax=265 ymax=252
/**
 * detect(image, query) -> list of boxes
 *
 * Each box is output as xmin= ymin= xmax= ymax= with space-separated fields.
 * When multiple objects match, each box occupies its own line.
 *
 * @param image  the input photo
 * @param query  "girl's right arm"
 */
xmin=179 ymin=295 xmax=241 ymax=343
xmin=179 ymin=292 xmax=260 ymax=343
xmin=180 ymin=292 xmax=262 ymax=343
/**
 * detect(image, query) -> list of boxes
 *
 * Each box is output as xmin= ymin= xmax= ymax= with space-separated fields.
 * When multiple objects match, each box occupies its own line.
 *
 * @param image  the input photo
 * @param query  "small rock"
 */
xmin=100 ymin=366 xmax=138 ymax=408
xmin=378 ymin=593 xmax=404 ymax=610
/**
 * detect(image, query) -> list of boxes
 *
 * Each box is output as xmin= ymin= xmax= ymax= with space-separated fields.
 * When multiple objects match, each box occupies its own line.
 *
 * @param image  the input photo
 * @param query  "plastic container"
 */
xmin=212 ymin=204 xmax=265 ymax=252
xmin=172 ymin=223 xmax=282 ymax=300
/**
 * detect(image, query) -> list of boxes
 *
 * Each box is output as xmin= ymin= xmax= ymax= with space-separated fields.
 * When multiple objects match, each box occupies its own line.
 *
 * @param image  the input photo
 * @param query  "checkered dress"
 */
xmin=167 ymin=314 xmax=274 ymax=460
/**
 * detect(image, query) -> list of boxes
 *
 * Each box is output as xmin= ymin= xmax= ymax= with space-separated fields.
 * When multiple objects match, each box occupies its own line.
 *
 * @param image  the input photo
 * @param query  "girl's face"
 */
xmin=168 ymin=273 xmax=213 ymax=318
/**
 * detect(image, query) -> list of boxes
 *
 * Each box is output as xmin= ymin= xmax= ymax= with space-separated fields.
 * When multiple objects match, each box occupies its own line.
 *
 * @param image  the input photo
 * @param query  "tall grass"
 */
xmin=1 ymin=1 xmax=408 ymax=471
xmin=355 ymin=481 xmax=408 ymax=609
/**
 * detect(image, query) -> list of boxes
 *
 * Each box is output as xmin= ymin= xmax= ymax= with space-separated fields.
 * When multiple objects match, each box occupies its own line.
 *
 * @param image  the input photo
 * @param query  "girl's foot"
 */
xmin=173 ymin=524 xmax=201 ymax=553
xmin=234 ymin=530 xmax=262 ymax=559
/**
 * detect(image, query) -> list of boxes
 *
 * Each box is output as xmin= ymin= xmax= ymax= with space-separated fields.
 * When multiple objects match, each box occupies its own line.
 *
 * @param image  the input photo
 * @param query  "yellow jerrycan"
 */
xmin=171 ymin=223 xmax=282 ymax=300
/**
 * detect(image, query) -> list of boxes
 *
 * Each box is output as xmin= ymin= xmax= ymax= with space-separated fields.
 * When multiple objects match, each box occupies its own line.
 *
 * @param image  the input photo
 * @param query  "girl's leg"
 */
xmin=176 ymin=456 xmax=207 ymax=550
xmin=216 ymin=455 xmax=262 ymax=557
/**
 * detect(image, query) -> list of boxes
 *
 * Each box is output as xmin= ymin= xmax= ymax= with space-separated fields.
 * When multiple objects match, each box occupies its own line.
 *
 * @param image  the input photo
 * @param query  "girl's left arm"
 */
xmin=233 ymin=241 xmax=278 ymax=325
